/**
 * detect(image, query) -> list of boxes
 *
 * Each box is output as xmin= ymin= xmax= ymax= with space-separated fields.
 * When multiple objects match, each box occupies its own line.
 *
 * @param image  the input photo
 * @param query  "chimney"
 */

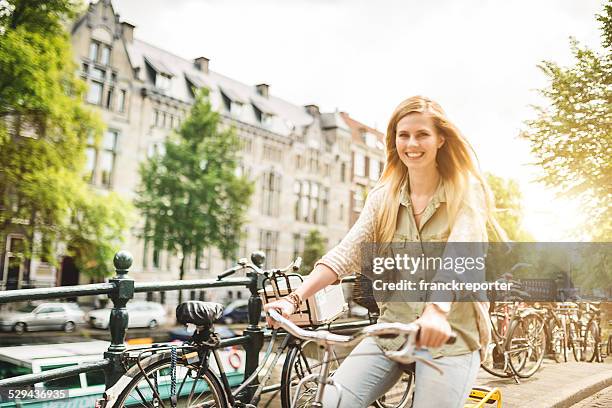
xmin=121 ymin=21 xmax=135 ymax=43
xmin=194 ymin=57 xmax=209 ymax=74
xmin=255 ymin=83 xmax=269 ymax=98
xmin=304 ymin=104 xmax=320 ymax=117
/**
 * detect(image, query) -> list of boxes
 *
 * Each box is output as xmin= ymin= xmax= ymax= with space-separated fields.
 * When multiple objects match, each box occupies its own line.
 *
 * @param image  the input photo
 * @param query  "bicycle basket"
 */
xmin=259 ymin=272 xmax=347 ymax=326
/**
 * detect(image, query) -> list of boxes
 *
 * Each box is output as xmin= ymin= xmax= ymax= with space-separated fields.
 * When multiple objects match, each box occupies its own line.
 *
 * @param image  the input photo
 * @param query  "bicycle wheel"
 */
xmin=549 ymin=319 xmax=567 ymax=363
xmin=280 ymin=340 xmax=341 ymax=408
xmin=507 ymin=313 xmax=546 ymax=378
xmin=280 ymin=340 xmax=413 ymax=408
xmin=114 ymin=352 xmax=228 ymax=407
xmin=568 ymin=321 xmax=583 ymax=362
xmin=481 ymin=340 xmax=512 ymax=378
xmin=583 ymin=320 xmax=600 ymax=362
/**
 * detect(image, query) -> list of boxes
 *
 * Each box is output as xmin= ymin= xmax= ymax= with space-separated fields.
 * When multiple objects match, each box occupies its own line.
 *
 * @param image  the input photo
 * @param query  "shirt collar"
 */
xmin=399 ymin=177 xmax=447 ymax=208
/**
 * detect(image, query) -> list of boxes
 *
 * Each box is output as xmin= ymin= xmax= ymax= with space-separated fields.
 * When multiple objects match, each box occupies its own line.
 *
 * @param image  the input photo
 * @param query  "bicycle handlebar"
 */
xmin=217 ymin=257 xmax=303 ymax=280
xmin=268 ymin=309 xmax=457 ymax=346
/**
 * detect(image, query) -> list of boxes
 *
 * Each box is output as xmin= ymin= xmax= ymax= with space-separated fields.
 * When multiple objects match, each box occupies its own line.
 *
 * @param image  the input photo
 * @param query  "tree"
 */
xmin=136 ymin=90 xmax=253 ymax=301
xmin=300 ymin=229 xmax=327 ymax=275
xmin=0 ymin=0 xmax=130 ymax=281
xmin=521 ymin=1 xmax=611 ymax=241
xmin=486 ymin=172 xmax=533 ymax=242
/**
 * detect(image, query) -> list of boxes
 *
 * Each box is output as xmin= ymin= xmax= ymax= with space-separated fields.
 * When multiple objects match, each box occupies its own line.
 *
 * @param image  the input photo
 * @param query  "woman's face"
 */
xmin=395 ymin=113 xmax=445 ymax=171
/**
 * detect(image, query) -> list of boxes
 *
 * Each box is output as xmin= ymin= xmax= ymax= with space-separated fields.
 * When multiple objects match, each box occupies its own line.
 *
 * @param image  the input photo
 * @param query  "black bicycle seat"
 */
xmin=176 ymin=301 xmax=224 ymax=327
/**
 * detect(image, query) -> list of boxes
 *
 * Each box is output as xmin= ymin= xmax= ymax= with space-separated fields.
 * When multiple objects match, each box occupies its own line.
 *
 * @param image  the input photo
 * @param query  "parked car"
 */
xmin=87 ymin=301 xmax=167 ymax=329
xmin=0 ymin=302 xmax=85 ymax=333
xmin=218 ymin=299 xmax=266 ymax=324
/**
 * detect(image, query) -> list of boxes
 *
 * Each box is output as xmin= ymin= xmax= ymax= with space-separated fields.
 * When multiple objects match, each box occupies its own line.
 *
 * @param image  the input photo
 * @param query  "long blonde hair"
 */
xmin=375 ymin=96 xmax=505 ymax=243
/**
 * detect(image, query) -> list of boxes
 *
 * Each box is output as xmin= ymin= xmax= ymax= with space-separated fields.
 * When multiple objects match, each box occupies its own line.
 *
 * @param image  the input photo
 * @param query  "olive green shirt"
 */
xmin=316 ymin=179 xmax=487 ymax=359
xmin=376 ymin=180 xmax=481 ymax=358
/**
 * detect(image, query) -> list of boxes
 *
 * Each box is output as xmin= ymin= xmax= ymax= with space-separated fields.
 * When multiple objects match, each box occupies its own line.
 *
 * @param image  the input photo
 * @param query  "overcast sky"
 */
xmin=109 ymin=0 xmax=605 ymax=240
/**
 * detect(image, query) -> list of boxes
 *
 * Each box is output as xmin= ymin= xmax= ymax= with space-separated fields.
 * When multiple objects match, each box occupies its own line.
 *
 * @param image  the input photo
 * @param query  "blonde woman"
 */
xmin=264 ymin=96 xmax=501 ymax=408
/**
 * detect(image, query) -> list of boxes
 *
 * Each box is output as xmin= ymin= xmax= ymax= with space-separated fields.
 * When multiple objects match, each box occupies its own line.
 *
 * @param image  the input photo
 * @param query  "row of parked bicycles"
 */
xmin=482 ymin=298 xmax=608 ymax=384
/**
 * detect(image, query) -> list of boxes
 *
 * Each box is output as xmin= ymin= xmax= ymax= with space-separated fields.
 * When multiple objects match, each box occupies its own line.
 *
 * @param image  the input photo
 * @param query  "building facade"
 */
xmin=1 ymin=0 xmax=387 ymax=305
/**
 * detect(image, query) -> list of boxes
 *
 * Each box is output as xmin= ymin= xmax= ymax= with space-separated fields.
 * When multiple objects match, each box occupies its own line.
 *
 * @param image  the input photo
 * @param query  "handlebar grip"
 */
xmin=293 ymin=257 xmax=302 ymax=270
xmin=415 ymin=329 xmax=457 ymax=345
xmin=217 ymin=266 xmax=239 ymax=280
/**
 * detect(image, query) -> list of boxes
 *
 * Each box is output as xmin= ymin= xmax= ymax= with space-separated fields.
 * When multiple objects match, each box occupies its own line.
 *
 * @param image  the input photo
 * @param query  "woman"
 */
xmin=264 ymin=96 xmax=503 ymax=407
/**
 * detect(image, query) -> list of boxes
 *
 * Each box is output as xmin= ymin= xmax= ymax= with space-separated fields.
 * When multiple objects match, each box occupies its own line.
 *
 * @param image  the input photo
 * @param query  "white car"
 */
xmin=87 ymin=301 xmax=167 ymax=329
xmin=0 ymin=302 xmax=85 ymax=333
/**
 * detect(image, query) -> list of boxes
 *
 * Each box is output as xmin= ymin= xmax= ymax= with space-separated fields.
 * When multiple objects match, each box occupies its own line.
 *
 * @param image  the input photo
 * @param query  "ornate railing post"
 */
xmin=238 ymin=250 xmax=266 ymax=402
xmin=104 ymin=250 xmax=134 ymax=389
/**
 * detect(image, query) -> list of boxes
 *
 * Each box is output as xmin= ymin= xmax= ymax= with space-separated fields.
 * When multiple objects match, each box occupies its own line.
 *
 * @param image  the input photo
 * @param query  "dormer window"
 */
xmin=231 ymin=101 xmax=244 ymax=117
xmin=251 ymin=99 xmax=274 ymax=127
xmin=220 ymin=87 xmax=245 ymax=117
xmin=155 ymin=73 xmax=171 ymax=90
xmin=145 ymin=57 xmax=174 ymax=91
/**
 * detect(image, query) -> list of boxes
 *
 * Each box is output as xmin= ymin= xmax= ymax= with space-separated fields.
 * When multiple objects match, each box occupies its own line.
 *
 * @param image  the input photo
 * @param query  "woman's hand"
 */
xmin=263 ymin=298 xmax=296 ymax=328
xmin=415 ymin=304 xmax=452 ymax=348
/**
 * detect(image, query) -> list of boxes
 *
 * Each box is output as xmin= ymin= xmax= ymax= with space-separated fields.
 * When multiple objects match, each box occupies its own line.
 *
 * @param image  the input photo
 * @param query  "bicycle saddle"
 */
xmin=176 ymin=301 xmax=224 ymax=327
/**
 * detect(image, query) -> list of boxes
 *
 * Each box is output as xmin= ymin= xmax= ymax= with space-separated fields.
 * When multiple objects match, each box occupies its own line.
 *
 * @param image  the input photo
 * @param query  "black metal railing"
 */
xmin=0 ymin=250 xmax=364 ymax=402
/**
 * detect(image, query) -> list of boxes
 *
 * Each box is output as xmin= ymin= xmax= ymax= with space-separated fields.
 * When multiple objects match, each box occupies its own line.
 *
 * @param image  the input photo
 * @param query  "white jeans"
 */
xmin=321 ymin=337 xmax=480 ymax=408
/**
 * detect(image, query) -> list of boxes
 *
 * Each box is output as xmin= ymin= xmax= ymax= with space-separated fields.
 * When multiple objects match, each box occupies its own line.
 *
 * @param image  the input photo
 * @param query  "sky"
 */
xmin=109 ymin=0 xmax=606 ymax=241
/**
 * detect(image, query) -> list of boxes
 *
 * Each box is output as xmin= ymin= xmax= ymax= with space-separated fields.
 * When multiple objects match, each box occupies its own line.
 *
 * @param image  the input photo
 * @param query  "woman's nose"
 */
xmin=406 ymin=136 xmax=419 ymax=147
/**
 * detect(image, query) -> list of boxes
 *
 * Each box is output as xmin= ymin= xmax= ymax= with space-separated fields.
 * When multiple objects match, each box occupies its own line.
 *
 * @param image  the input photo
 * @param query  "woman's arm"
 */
xmin=262 ymin=264 xmax=339 ymax=327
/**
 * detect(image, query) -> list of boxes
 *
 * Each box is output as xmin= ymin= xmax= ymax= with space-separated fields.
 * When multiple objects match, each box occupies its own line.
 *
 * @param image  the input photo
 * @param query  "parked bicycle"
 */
xmin=481 ymin=280 xmax=546 ymax=382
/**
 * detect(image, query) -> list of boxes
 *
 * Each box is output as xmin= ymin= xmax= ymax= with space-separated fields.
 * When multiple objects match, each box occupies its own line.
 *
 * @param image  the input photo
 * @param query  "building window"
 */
xmin=259 ymin=230 xmax=279 ymax=267
xmin=263 ymin=144 xmax=281 ymax=162
xmin=221 ymin=93 xmax=232 ymax=111
xmin=369 ymin=158 xmax=379 ymax=181
xmin=85 ymin=134 xmax=96 ymax=183
xmin=340 ymin=162 xmax=346 ymax=182
xmin=262 ymin=171 xmax=281 ymax=216
xmin=91 ymin=68 xmax=105 ymax=81
xmin=354 ymin=152 xmax=366 ymax=177
xmin=155 ymin=73 xmax=171 ymax=90
xmin=230 ymin=101 xmax=244 ymax=117
xmin=118 ymin=90 xmax=127 ymax=112
xmin=293 ymin=233 xmax=303 ymax=260
xmin=105 ymin=87 xmax=114 ymax=110
xmin=100 ymin=130 xmax=118 ymax=188
xmin=353 ymin=186 xmax=365 ymax=212
xmin=88 ymin=42 xmax=99 ymax=61
xmin=86 ymin=81 xmax=103 ymax=105
xmin=100 ymin=46 xmax=111 ymax=65
xmin=294 ymin=180 xmax=329 ymax=224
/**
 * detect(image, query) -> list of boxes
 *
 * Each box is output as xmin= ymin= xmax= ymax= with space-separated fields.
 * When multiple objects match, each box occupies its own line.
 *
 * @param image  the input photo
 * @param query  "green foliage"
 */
xmin=0 ymin=0 xmax=129 ymax=279
xmin=300 ymin=229 xmax=327 ymax=275
xmin=521 ymin=1 xmax=611 ymax=241
xmin=65 ymin=188 xmax=132 ymax=279
xmin=485 ymin=172 xmax=533 ymax=242
xmin=136 ymin=90 xmax=253 ymax=282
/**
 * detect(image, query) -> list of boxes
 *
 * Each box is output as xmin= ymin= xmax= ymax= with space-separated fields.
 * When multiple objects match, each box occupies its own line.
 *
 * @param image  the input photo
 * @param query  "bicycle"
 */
xmin=268 ymin=309 xmax=501 ymax=408
xmin=480 ymin=277 xmax=546 ymax=383
xmin=577 ymin=302 xmax=602 ymax=362
xmin=95 ymin=254 xmax=412 ymax=407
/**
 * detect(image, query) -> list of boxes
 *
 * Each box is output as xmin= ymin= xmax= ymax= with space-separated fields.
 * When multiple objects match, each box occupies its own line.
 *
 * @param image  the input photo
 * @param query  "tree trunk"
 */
xmin=178 ymin=255 xmax=186 ymax=305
